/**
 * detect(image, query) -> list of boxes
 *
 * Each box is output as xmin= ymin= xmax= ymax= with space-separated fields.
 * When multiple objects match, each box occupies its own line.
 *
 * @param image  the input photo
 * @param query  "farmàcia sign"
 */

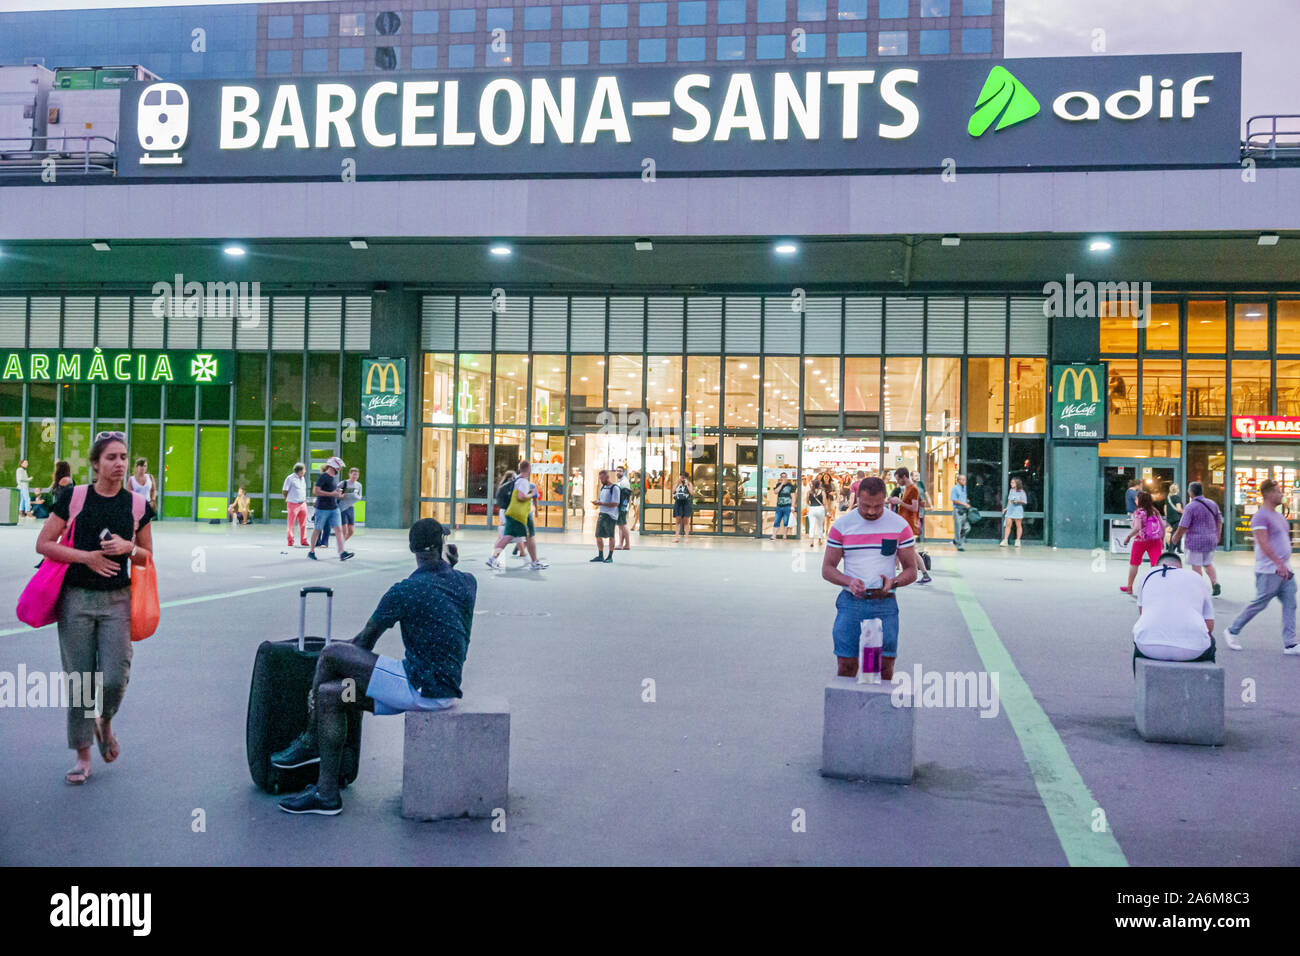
xmin=116 ymin=52 xmax=1240 ymax=180
xmin=0 ymin=349 xmax=234 ymax=385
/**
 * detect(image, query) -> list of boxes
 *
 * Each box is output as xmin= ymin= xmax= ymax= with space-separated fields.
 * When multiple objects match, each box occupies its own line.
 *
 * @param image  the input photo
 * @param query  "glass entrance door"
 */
xmin=718 ymin=436 xmax=759 ymax=534
xmin=1100 ymin=458 xmax=1179 ymax=549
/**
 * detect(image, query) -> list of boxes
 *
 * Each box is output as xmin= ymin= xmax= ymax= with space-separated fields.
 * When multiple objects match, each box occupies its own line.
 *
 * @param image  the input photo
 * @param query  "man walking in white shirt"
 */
xmin=282 ymin=463 xmax=309 ymax=547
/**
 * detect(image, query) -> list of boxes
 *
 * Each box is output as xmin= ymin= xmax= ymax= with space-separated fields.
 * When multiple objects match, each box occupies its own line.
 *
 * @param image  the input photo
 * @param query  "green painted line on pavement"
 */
xmin=0 ymin=560 xmax=410 ymax=638
xmin=948 ymin=571 xmax=1129 ymax=867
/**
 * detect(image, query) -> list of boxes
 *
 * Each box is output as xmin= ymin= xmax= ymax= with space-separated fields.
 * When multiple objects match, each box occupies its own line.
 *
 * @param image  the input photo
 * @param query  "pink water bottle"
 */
xmin=858 ymin=618 xmax=883 ymax=684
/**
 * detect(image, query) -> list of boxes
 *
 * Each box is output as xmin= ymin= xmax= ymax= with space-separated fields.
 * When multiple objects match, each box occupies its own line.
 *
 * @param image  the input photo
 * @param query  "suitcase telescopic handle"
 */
xmin=298 ymin=586 xmax=334 ymax=650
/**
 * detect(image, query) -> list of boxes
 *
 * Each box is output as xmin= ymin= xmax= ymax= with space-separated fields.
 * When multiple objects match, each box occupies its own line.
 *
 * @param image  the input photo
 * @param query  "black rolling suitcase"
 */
xmin=246 ymin=586 xmax=362 ymax=794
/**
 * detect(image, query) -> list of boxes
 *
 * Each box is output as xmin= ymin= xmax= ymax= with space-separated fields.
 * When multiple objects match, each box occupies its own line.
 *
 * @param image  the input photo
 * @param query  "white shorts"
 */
xmin=1187 ymin=549 xmax=1215 ymax=567
xmin=367 ymin=655 xmax=457 ymax=717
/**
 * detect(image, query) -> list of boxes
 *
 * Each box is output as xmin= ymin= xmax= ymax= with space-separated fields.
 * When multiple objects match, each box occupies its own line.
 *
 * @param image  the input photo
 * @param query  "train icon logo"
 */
xmin=137 ymin=83 xmax=189 ymax=165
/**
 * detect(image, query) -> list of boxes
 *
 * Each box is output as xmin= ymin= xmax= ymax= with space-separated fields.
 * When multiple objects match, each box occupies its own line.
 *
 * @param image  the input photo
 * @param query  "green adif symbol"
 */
xmin=968 ymin=65 xmax=1040 ymax=137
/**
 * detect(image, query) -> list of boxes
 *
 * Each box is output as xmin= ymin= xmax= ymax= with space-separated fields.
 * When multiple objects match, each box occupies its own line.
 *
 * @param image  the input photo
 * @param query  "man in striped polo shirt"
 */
xmin=822 ymin=476 xmax=920 ymax=681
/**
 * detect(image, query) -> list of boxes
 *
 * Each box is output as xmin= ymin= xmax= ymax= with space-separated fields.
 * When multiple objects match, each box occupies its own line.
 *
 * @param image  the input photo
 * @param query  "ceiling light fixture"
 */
xmin=223 ymin=244 xmax=247 ymax=257
xmin=91 ymin=241 xmax=111 ymax=252
xmin=941 ymin=235 xmax=961 ymax=247
xmin=1088 ymin=238 xmax=1113 ymax=253
xmin=774 ymin=242 xmax=798 ymax=255
xmin=634 ymin=239 xmax=653 ymax=252
xmin=490 ymin=244 xmax=512 ymax=256
xmin=349 ymin=239 xmax=368 ymax=250
xmin=1258 ymin=233 xmax=1279 ymax=246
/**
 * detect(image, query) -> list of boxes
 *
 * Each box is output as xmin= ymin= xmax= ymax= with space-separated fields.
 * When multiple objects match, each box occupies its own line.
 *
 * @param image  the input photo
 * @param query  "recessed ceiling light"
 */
xmin=774 ymin=242 xmax=798 ymax=255
xmin=91 ymin=241 xmax=111 ymax=252
xmin=1258 ymin=233 xmax=1279 ymax=246
xmin=1245 ymin=310 xmax=1263 ymax=318
xmin=349 ymin=239 xmax=368 ymax=250
xmin=490 ymin=244 xmax=512 ymax=256
xmin=1088 ymin=238 xmax=1112 ymax=253
xmin=635 ymin=239 xmax=653 ymax=252
xmin=223 ymin=244 xmax=246 ymax=257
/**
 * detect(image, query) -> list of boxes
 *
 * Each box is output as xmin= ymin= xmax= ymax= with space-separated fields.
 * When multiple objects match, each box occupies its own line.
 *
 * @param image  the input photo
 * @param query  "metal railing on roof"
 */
xmin=1243 ymin=115 xmax=1300 ymax=160
xmin=0 ymin=135 xmax=117 ymax=175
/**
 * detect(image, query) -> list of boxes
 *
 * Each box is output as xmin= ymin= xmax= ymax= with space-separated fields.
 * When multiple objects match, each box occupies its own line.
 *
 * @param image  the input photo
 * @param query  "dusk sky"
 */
xmin=2 ymin=0 xmax=1295 ymax=127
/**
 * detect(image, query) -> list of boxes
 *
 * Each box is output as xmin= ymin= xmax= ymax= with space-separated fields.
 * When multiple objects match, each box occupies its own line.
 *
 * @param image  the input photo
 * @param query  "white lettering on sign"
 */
xmin=214 ymin=70 xmax=935 ymax=152
xmin=1054 ymin=73 xmax=1215 ymax=122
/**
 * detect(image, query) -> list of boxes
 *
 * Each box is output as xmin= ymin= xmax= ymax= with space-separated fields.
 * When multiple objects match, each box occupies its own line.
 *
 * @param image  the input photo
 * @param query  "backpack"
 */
xmin=495 ymin=481 xmax=513 ymax=513
xmin=1142 ymin=510 xmax=1162 ymax=539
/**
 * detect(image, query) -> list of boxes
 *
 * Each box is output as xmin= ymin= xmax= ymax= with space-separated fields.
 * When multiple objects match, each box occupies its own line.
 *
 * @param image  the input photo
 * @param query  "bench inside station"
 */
xmin=401 ymin=697 xmax=511 ymax=821
xmin=1134 ymin=658 xmax=1225 ymax=746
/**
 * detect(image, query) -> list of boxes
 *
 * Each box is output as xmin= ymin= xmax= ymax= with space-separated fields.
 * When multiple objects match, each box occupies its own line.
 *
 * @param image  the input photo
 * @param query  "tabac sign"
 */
xmin=0 ymin=348 xmax=233 ymax=385
xmin=1231 ymin=416 xmax=1300 ymax=441
xmin=1052 ymin=363 xmax=1107 ymax=443
xmin=115 ymin=53 xmax=1241 ymax=180
xmin=361 ymin=357 xmax=406 ymax=431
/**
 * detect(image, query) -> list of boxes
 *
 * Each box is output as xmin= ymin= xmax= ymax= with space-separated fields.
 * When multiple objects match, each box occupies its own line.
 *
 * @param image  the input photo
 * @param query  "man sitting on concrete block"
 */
xmin=1133 ymin=551 xmax=1216 ymax=674
xmin=273 ymin=519 xmax=477 ymax=815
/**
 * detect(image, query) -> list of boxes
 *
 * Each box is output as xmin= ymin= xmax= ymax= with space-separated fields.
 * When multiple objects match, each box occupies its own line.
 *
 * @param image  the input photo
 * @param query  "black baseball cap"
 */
xmin=409 ymin=518 xmax=446 ymax=553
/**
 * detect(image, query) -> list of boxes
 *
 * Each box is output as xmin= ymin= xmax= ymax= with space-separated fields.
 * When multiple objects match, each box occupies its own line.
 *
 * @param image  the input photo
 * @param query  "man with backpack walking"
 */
xmin=486 ymin=460 xmax=547 ymax=571
xmin=1169 ymin=481 xmax=1223 ymax=597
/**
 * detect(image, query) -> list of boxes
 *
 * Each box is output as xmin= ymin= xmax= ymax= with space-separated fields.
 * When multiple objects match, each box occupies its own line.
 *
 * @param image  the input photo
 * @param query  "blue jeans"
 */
xmin=774 ymin=505 xmax=792 ymax=528
xmin=19 ymin=487 xmax=30 ymax=512
xmin=1229 ymin=572 xmax=1297 ymax=647
xmin=832 ymin=591 xmax=900 ymax=659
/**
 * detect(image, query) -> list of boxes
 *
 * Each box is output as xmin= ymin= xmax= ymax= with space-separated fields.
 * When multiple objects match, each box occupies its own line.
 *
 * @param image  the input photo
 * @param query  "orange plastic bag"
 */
xmin=131 ymin=553 xmax=160 ymax=642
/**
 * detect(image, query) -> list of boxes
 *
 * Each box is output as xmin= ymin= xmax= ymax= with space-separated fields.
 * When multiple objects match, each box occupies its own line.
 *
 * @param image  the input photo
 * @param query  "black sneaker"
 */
xmin=271 ymin=734 xmax=320 ymax=769
xmin=307 ymin=551 xmax=318 ymax=560
xmin=340 ymin=551 xmax=355 ymax=561
xmin=920 ymin=574 xmax=932 ymax=584
xmin=278 ymin=785 xmax=342 ymax=816
xmin=590 ymin=554 xmax=605 ymax=563
xmin=603 ymin=554 xmax=613 ymax=563
xmin=1212 ymin=583 xmax=1221 ymax=597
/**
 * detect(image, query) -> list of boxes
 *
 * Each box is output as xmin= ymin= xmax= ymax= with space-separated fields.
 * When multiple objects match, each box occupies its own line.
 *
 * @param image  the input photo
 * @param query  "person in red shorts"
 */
xmin=1121 ymin=490 xmax=1165 ymax=595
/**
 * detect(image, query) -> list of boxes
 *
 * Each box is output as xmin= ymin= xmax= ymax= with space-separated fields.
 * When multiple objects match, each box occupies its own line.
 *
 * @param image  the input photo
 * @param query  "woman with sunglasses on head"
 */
xmin=35 ymin=432 xmax=155 ymax=786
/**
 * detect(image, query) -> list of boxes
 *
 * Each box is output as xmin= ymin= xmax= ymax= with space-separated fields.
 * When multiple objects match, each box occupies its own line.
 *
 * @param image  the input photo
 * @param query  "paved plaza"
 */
xmin=1 ymin=523 xmax=1297 ymax=867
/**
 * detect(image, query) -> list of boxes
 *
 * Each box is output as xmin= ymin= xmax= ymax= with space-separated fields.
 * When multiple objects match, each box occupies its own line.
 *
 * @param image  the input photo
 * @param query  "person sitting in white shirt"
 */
xmin=1133 ymin=551 xmax=1216 ymax=674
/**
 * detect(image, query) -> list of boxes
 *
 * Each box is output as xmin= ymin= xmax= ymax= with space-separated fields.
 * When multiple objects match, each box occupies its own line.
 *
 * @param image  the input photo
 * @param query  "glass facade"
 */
xmin=0 ymin=294 xmax=371 ymax=524
xmin=1099 ymin=295 xmax=1300 ymax=549
xmin=1 ymin=0 xmax=1002 ymax=82
xmin=418 ymin=293 xmax=1048 ymax=539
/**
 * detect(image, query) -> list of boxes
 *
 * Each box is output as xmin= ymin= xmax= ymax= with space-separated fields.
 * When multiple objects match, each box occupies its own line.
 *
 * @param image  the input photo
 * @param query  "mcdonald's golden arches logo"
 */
xmin=1057 ymin=365 xmax=1100 ymax=404
xmin=365 ymin=361 xmax=400 ymax=395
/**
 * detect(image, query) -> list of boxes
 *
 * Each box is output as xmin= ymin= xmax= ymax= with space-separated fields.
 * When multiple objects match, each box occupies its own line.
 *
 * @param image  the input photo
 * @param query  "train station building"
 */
xmin=1 ymin=20 xmax=1298 ymax=549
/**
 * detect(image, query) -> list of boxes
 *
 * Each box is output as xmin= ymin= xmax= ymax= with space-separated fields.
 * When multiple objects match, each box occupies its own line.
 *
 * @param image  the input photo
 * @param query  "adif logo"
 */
xmin=968 ymin=66 xmax=1040 ymax=137
xmin=50 ymin=886 xmax=151 ymax=936
xmin=138 ymin=82 xmax=189 ymax=165
xmin=1053 ymin=74 xmax=1213 ymax=122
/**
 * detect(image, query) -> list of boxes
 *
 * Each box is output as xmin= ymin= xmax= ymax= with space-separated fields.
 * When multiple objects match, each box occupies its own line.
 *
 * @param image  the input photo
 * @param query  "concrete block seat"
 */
xmin=401 ymin=696 xmax=510 ymax=821
xmin=1134 ymin=658 xmax=1224 ymax=746
xmin=820 ymin=676 xmax=915 ymax=784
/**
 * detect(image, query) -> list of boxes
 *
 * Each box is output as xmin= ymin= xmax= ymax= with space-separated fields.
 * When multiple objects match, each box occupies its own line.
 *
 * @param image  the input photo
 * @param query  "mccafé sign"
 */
xmin=361 ymin=356 xmax=406 ymax=431
xmin=116 ymin=52 xmax=1240 ymax=180
xmin=1232 ymin=416 xmax=1300 ymax=440
xmin=1051 ymin=363 xmax=1107 ymax=443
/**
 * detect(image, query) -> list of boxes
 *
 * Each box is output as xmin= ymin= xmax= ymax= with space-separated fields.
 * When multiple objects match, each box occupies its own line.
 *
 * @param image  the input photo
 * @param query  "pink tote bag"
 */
xmin=15 ymin=484 xmax=87 ymax=628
